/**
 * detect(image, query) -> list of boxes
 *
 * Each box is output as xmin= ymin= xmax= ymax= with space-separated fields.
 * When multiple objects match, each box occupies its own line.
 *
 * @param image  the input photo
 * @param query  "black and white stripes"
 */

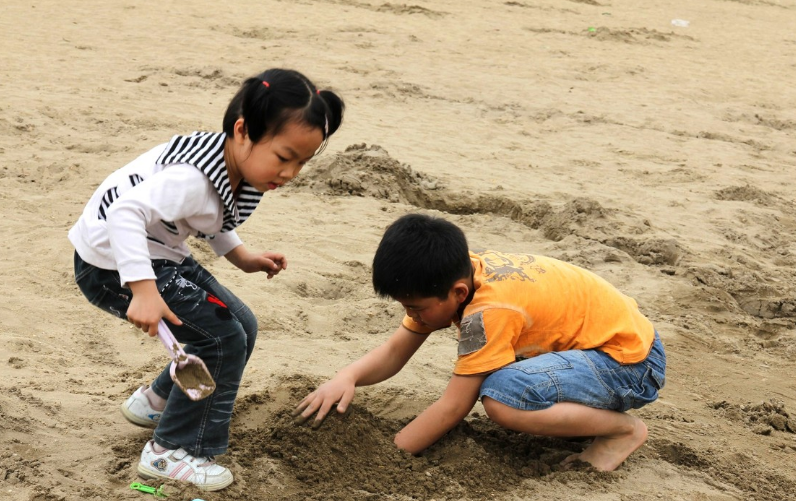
xmin=97 ymin=187 xmax=119 ymax=221
xmin=129 ymin=174 xmax=144 ymax=187
xmin=99 ymin=175 xmax=145 ymax=220
xmin=155 ymin=132 xmax=263 ymax=232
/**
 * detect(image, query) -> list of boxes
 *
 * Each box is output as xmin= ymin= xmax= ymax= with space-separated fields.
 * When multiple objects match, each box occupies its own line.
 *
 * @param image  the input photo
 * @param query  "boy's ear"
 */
xmin=452 ymin=281 xmax=470 ymax=304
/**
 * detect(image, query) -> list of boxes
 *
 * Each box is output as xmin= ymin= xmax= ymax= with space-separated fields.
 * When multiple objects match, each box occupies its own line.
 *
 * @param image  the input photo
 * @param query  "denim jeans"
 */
xmin=74 ymin=251 xmax=258 ymax=456
xmin=480 ymin=333 xmax=666 ymax=412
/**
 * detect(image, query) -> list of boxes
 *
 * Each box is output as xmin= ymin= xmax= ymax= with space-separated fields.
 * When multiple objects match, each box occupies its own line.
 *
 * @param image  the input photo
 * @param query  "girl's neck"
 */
xmin=223 ymin=140 xmax=241 ymax=193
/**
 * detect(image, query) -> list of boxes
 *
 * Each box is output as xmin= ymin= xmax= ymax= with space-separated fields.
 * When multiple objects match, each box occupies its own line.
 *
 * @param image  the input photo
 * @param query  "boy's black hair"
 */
xmin=372 ymin=214 xmax=472 ymax=300
xmin=222 ymin=68 xmax=344 ymax=150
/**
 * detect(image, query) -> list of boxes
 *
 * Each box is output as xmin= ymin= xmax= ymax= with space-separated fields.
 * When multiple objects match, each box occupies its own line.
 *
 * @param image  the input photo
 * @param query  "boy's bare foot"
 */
xmin=561 ymin=415 xmax=648 ymax=471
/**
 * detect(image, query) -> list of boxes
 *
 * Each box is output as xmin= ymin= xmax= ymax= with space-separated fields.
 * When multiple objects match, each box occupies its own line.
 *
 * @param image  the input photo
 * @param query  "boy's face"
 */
xmin=397 ymin=282 xmax=470 ymax=330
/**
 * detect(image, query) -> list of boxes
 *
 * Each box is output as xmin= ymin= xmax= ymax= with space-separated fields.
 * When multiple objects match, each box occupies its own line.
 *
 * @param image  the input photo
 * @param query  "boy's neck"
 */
xmin=454 ymin=275 xmax=476 ymax=324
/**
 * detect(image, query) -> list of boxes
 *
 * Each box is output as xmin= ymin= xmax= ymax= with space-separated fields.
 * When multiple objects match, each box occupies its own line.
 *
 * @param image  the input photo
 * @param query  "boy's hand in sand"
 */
xmin=293 ymin=376 xmax=356 ymax=428
xmin=127 ymin=280 xmax=182 ymax=337
xmin=225 ymin=245 xmax=287 ymax=278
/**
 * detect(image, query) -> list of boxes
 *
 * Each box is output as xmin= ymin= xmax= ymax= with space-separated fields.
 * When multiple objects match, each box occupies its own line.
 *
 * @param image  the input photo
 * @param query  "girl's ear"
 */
xmin=233 ymin=118 xmax=248 ymax=144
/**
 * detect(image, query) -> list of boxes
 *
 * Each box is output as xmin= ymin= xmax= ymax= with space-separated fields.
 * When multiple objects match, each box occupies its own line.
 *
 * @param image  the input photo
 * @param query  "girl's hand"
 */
xmin=127 ymin=280 xmax=182 ymax=337
xmin=225 ymin=246 xmax=288 ymax=278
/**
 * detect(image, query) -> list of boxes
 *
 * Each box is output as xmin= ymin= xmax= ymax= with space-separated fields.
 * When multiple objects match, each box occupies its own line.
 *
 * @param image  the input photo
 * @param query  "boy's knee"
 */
xmin=482 ymin=397 xmax=514 ymax=427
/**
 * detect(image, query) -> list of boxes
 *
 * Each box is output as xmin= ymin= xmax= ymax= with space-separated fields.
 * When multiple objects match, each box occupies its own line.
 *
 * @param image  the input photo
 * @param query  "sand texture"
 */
xmin=2 ymin=0 xmax=796 ymax=499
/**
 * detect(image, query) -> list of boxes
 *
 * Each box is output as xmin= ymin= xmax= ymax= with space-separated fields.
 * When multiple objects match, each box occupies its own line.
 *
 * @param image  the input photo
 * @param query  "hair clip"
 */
xmin=262 ymin=81 xmax=270 ymax=88
xmin=316 ymin=89 xmax=321 ymax=95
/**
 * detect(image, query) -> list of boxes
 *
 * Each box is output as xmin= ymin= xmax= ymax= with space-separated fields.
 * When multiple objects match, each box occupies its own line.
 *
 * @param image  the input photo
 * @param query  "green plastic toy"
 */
xmin=130 ymin=482 xmax=168 ymax=498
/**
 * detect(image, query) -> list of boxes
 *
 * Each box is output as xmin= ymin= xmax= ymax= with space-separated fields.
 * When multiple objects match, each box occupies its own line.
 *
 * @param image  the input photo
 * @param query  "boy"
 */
xmin=294 ymin=213 xmax=666 ymax=471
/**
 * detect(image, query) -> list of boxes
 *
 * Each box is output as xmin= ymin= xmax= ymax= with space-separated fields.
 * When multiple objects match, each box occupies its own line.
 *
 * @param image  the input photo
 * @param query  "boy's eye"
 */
xmin=277 ymin=155 xmax=288 ymax=162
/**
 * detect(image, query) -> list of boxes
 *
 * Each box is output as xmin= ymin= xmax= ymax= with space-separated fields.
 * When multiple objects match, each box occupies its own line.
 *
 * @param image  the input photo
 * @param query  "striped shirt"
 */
xmin=68 ymin=132 xmax=261 ymax=286
xmin=156 ymin=131 xmax=263 ymax=232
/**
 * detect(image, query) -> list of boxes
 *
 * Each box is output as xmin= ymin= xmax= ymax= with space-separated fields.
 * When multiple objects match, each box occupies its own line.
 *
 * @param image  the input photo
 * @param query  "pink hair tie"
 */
xmin=262 ymin=81 xmax=270 ymax=88
xmin=316 ymin=89 xmax=321 ymax=95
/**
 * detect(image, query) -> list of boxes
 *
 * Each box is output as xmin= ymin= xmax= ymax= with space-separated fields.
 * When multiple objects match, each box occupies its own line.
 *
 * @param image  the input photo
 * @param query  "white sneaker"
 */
xmin=137 ymin=440 xmax=234 ymax=491
xmin=120 ymin=386 xmax=162 ymax=428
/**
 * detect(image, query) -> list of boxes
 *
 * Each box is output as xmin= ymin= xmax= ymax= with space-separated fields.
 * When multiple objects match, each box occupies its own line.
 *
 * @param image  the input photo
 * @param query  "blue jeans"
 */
xmin=480 ymin=333 xmax=666 ymax=412
xmin=74 ymin=251 xmax=258 ymax=456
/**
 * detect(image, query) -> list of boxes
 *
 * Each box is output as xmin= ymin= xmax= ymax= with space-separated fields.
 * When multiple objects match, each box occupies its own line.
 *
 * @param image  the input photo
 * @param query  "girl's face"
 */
xmin=229 ymin=119 xmax=323 ymax=192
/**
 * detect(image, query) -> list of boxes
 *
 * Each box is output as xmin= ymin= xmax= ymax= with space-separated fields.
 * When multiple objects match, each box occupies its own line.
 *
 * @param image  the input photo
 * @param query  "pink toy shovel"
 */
xmin=156 ymin=319 xmax=216 ymax=401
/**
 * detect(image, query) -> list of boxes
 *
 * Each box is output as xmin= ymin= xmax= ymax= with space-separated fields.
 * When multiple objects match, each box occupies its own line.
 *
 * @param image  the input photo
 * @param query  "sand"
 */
xmin=1 ymin=0 xmax=796 ymax=499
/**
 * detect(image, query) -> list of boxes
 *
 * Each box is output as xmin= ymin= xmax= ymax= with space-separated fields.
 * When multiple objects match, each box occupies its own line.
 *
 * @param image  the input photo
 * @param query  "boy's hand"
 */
xmin=293 ymin=375 xmax=356 ymax=429
xmin=127 ymin=279 xmax=182 ymax=337
xmin=225 ymin=246 xmax=287 ymax=278
xmin=291 ymin=326 xmax=428 ymax=429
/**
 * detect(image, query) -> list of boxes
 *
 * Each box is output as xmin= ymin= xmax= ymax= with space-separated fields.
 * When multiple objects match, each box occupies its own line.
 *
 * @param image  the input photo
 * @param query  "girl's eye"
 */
xmin=277 ymin=155 xmax=288 ymax=162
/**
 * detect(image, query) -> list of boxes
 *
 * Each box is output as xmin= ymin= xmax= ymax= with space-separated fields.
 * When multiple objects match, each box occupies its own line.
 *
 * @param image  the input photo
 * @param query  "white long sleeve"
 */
xmin=69 ymin=143 xmax=243 ymax=286
xmin=106 ymin=165 xmax=232 ymax=284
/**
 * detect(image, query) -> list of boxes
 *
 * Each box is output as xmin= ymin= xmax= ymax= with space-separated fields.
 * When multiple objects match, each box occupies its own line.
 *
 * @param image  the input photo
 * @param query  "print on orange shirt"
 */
xmin=481 ymin=252 xmax=537 ymax=282
xmin=452 ymin=251 xmax=655 ymax=375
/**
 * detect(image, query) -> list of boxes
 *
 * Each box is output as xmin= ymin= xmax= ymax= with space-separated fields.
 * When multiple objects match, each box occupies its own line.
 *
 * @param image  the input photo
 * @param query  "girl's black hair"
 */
xmin=372 ymin=214 xmax=472 ymax=300
xmin=222 ymin=68 xmax=344 ymax=151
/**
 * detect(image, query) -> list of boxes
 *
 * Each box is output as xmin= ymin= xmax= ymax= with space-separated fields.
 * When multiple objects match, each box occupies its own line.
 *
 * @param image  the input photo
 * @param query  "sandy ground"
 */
xmin=2 ymin=0 xmax=796 ymax=499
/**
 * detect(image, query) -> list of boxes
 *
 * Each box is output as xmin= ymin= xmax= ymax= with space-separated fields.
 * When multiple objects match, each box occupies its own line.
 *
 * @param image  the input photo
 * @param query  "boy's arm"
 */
xmin=295 ymin=324 xmax=429 ymax=427
xmin=394 ymin=373 xmax=486 ymax=454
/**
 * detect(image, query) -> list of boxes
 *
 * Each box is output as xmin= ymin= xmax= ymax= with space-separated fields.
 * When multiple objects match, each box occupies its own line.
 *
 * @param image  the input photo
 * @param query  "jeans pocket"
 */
xmin=515 ymin=352 xmax=573 ymax=374
xmin=75 ymin=270 xmax=111 ymax=307
xmin=87 ymin=285 xmax=110 ymax=307
xmin=620 ymin=366 xmax=661 ymax=411
xmin=74 ymin=261 xmax=96 ymax=283
xmin=97 ymin=286 xmax=131 ymax=319
xmin=648 ymin=365 xmax=665 ymax=390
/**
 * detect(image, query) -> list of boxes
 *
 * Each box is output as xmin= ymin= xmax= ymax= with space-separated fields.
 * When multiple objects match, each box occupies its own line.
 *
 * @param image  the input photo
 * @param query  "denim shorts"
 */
xmin=480 ymin=333 xmax=666 ymax=412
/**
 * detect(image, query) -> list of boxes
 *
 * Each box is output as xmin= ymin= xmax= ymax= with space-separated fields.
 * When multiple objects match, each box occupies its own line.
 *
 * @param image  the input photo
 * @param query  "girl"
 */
xmin=69 ymin=68 xmax=344 ymax=491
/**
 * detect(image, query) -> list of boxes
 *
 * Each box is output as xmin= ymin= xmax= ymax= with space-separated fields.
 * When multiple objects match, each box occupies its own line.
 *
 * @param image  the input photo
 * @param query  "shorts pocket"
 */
xmin=649 ymin=365 xmax=665 ymax=390
xmin=619 ymin=366 xmax=662 ymax=411
xmin=514 ymin=352 xmax=572 ymax=374
xmin=519 ymin=378 xmax=559 ymax=411
xmin=516 ymin=354 xmax=573 ymax=410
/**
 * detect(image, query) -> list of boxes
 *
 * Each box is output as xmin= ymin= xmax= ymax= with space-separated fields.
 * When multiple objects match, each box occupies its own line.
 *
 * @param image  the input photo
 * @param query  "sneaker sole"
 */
xmin=120 ymin=402 xmax=158 ymax=428
xmin=137 ymin=464 xmax=234 ymax=492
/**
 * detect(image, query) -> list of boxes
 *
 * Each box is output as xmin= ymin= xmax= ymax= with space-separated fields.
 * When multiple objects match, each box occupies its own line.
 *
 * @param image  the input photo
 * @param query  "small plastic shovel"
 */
xmin=156 ymin=319 xmax=216 ymax=401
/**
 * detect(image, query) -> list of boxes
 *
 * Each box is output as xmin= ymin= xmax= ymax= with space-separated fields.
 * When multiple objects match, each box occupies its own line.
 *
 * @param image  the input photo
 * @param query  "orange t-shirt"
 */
xmin=402 ymin=250 xmax=655 ymax=375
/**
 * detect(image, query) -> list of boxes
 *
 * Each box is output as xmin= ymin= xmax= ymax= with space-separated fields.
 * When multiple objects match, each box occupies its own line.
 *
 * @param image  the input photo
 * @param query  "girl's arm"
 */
xmin=126 ymin=279 xmax=182 ymax=337
xmin=106 ymin=165 xmax=216 ymax=286
xmin=223 ymin=244 xmax=286 ymax=278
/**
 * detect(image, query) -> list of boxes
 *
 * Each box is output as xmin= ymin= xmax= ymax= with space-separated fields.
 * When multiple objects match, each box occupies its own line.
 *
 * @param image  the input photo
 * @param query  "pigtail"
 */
xmin=241 ymin=75 xmax=274 ymax=142
xmin=317 ymin=90 xmax=345 ymax=138
xmin=223 ymin=69 xmax=345 ymax=147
